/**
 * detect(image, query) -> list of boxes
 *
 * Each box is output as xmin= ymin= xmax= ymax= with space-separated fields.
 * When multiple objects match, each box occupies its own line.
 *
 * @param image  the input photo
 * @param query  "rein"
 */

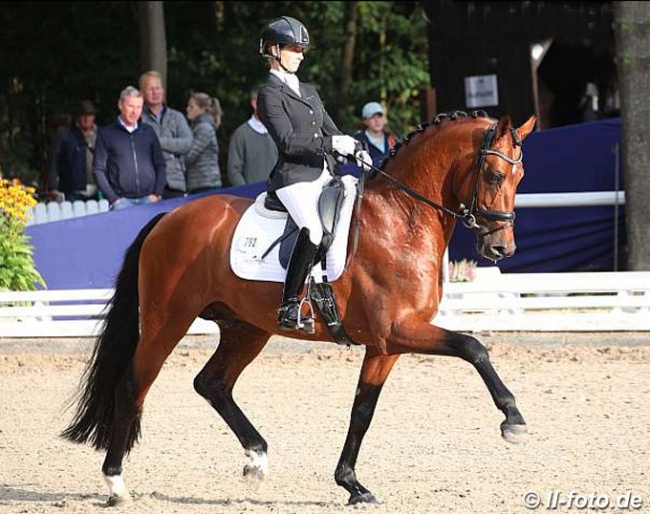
xmin=344 ymin=122 xmax=522 ymax=270
xmin=360 ymin=123 xmax=522 ymax=231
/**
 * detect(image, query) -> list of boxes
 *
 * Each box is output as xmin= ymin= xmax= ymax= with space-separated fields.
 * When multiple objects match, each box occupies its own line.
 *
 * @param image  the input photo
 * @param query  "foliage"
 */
xmin=0 ymin=177 xmax=46 ymax=291
xmin=0 ymin=1 xmax=139 ymax=188
xmin=0 ymin=1 xmax=429 ymax=189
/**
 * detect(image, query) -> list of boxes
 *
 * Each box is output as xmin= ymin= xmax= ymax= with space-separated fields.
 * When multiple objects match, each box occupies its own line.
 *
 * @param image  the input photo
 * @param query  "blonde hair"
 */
xmin=191 ymin=92 xmax=223 ymax=129
xmin=138 ymin=70 xmax=163 ymax=90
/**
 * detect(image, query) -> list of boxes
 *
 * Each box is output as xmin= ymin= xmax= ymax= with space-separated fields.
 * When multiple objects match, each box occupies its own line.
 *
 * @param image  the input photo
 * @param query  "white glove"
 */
xmin=355 ymin=149 xmax=373 ymax=172
xmin=331 ymin=135 xmax=358 ymax=158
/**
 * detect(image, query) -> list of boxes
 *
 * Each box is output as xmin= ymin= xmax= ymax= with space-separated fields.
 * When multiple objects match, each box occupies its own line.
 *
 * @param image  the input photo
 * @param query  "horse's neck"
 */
xmin=362 ymin=185 xmax=455 ymax=262
xmin=366 ymin=155 xmax=458 ymax=227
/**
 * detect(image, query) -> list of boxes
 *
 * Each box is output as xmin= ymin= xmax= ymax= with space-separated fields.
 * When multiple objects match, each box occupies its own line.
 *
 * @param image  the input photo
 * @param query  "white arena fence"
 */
xmin=7 ymin=189 xmax=643 ymax=338
xmin=26 ymin=199 xmax=110 ymax=226
xmin=1 ymin=269 xmax=649 ymax=338
xmin=0 ymin=288 xmax=220 ymax=338
xmin=436 ymin=268 xmax=649 ymax=332
xmin=25 ymin=191 xmax=626 ymax=227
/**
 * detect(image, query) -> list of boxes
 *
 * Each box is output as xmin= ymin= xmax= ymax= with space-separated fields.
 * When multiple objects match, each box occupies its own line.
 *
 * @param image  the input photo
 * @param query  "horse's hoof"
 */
xmin=106 ymin=494 xmax=130 ymax=507
xmin=501 ymin=423 xmax=528 ymax=444
xmin=243 ymin=464 xmax=266 ymax=492
xmin=348 ymin=491 xmax=379 ymax=505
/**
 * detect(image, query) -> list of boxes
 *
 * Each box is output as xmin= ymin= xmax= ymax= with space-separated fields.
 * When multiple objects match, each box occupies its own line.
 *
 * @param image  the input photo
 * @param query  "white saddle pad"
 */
xmin=230 ymin=174 xmax=358 ymax=283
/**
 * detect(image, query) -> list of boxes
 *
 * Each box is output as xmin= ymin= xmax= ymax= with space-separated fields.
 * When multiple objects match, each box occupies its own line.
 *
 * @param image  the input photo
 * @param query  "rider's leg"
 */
xmin=277 ymin=227 xmax=319 ymax=332
xmin=275 ymin=170 xmax=330 ymax=332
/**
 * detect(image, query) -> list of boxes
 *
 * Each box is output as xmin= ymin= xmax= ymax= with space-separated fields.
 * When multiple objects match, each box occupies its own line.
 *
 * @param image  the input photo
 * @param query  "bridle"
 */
xmin=361 ymin=122 xmax=523 ymax=232
xmin=461 ymin=123 xmax=523 ymax=230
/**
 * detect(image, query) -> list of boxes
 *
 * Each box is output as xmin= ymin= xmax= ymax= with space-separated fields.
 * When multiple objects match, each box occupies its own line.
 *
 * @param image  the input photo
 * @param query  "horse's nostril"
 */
xmin=491 ymin=245 xmax=507 ymax=258
xmin=492 ymin=244 xmax=515 ymax=258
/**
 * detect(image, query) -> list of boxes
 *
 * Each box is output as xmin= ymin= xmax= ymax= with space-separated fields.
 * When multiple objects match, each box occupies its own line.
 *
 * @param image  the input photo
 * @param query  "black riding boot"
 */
xmin=278 ymin=227 xmax=319 ymax=333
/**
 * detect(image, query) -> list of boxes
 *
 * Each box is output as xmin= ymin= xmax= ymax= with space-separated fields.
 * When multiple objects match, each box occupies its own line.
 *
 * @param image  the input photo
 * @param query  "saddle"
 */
xmin=263 ymin=176 xmax=346 ymax=270
xmin=237 ymin=176 xmax=355 ymax=346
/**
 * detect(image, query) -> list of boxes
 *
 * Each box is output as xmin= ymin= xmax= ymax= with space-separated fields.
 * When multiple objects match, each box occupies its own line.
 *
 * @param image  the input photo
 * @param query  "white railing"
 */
xmin=1 ymin=269 xmax=648 ymax=338
xmin=443 ymin=190 xmax=626 ymax=283
xmin=26 ymin=199 xmax=110 ymax=226
xmin=0 ymin=289 xmax=219 ymax=338
xmin=514 ymin=190 xmax=625 ymax=207
xmin=436 ymin=268 xmax=650 ymax=332
xmin=9 ymin=189 xmax=638 ymax=338
xmin=26 ymin=191 xmax=625 ymax=226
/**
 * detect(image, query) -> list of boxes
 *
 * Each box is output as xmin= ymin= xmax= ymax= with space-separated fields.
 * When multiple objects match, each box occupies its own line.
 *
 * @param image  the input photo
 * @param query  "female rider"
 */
xmin=257 ymin=16 xmax=370 ymax=333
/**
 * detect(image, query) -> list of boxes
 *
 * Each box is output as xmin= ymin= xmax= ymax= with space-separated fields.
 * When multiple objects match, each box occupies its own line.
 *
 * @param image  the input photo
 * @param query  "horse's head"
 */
xmin=367 ymin=110 xmax=536 ymax=263
xmin=456 ymin=114 xmax=537 ymax=262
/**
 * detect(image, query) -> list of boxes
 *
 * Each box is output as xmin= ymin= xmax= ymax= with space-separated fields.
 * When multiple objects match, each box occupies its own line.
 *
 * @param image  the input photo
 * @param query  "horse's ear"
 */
xmin=494 ymin=116 xmax=513 ymax=142
xmin=516 ymin=115 xmax=537 ymax=142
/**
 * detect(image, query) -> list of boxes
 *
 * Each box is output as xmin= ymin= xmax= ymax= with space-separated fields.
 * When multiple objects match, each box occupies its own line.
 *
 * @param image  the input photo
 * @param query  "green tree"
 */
xmin=0 ymin=1 xmax=430 ymax=189
xmin=0 ymin=1 xmax=140 ymax=186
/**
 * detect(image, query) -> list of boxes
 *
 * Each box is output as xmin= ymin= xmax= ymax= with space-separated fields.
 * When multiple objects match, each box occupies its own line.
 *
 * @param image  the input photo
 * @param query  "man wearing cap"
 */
xmin=47 ymin=99 xmax=100 ymax=202
xmin=353 ymin=101 xmax=400 ymax=169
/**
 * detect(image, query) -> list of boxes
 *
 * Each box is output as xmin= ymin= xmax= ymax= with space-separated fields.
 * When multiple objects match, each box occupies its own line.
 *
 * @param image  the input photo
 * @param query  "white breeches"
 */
xmin=276 ymin=168 xmax=332 ymax=246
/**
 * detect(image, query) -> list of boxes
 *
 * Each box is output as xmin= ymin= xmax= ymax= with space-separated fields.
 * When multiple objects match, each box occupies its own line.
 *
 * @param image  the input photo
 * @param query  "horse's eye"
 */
xmin=487 ymin=171 xmax=504 ymax=186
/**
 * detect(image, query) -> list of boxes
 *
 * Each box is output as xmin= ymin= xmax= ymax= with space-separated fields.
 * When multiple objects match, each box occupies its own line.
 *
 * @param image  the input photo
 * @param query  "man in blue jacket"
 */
xmin=46 ymin=100 xmax=99 ymax=202
xmin=93 ymin=86 xmax=166 ymax=210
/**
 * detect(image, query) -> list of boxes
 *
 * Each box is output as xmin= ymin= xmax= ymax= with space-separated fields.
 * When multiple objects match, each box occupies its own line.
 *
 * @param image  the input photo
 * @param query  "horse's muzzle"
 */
xmin=477 ymin=233 xmax=516 ymax=261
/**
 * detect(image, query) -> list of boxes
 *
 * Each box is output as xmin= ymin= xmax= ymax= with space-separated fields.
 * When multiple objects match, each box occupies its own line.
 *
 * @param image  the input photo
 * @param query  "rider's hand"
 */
xmin=355 ymin=149 xmax=373 ymax=172
xmin=331 ymin=135 xmax=358 ymax=158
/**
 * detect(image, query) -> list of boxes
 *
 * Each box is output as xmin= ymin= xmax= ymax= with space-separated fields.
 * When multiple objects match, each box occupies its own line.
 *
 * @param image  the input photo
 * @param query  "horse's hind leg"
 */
xmin=101 ymin=310 xmax=198 ymax=505
xmin=193 ymin=322 xmax=271 ymax=490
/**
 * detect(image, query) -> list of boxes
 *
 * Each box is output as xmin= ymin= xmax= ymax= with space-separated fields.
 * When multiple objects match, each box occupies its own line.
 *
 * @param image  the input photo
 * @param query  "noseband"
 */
xmin=365 ymin=123 xmax=522 ymax=232
xmin=460 ymin=123 xmax=522 ymax=230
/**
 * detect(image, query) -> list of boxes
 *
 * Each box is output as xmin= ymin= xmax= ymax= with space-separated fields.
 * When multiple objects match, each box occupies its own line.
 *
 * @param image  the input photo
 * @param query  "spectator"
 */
xmin=139 ymin=70 xmax=193 ymax=199
xmin=227 ymin=84 xmax=278 ymax=186
xmin=46 ymin=100 xmax=99 ymax=202
xmin=185 ymin=92 xmax=223 ymax=194
xmin=93 ymin=86 xmax=166 ymax=211
xmin=353 ymin=101 xmax=400 ymax=168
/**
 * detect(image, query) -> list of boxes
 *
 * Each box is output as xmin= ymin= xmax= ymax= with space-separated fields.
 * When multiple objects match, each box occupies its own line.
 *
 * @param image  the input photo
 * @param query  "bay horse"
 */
xmin=62 ymin=110 xmax=537 ymax=506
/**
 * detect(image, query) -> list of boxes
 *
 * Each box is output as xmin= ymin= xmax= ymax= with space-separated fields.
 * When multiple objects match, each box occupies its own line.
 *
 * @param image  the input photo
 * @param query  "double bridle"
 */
xmin=362 ymin=123 xmax=523 ymax=231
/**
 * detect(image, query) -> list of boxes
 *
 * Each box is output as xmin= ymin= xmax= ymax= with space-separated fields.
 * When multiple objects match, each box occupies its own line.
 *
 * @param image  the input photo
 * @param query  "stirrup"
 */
xmin=297 ymin=297 xmax=315 ymax=333
xmin=277 ymin=300 xmax=315 ymax=334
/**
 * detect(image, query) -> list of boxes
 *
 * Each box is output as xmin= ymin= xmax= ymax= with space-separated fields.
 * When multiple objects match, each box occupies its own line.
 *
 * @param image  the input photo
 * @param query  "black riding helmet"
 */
xmin=259 ymin=16 xmax=310 ymax=59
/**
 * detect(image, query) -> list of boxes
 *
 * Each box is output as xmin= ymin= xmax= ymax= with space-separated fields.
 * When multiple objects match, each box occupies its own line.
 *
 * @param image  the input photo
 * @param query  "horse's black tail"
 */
xmin=61 ymin=212 xmax=167 ymax=451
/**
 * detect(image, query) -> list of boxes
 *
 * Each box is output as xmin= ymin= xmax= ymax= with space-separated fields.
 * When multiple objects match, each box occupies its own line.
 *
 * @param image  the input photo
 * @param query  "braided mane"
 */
xmin=378 ymin=110 xmax=491 ymax=169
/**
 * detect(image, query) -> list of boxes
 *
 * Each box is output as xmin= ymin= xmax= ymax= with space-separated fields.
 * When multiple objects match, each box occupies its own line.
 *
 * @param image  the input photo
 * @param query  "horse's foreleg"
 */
xmin=391 ymin=322 xmax=527 ymax=443
xmin=193 ymin=323 xmax=271 ymax=490
xmin=450 ymin=330 xmax=527 ymax=442
xmin=335 ymin=349 xmax=399 ymax=505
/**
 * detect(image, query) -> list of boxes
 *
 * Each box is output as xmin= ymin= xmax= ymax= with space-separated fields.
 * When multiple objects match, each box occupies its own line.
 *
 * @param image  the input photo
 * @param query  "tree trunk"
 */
xmin=614 ymin=2 xmax=650 ymax=270
xmin=337 ymin=1 xmax=358 ymax=124
xmin=138 ymin=1 xmax=168 ymax=90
